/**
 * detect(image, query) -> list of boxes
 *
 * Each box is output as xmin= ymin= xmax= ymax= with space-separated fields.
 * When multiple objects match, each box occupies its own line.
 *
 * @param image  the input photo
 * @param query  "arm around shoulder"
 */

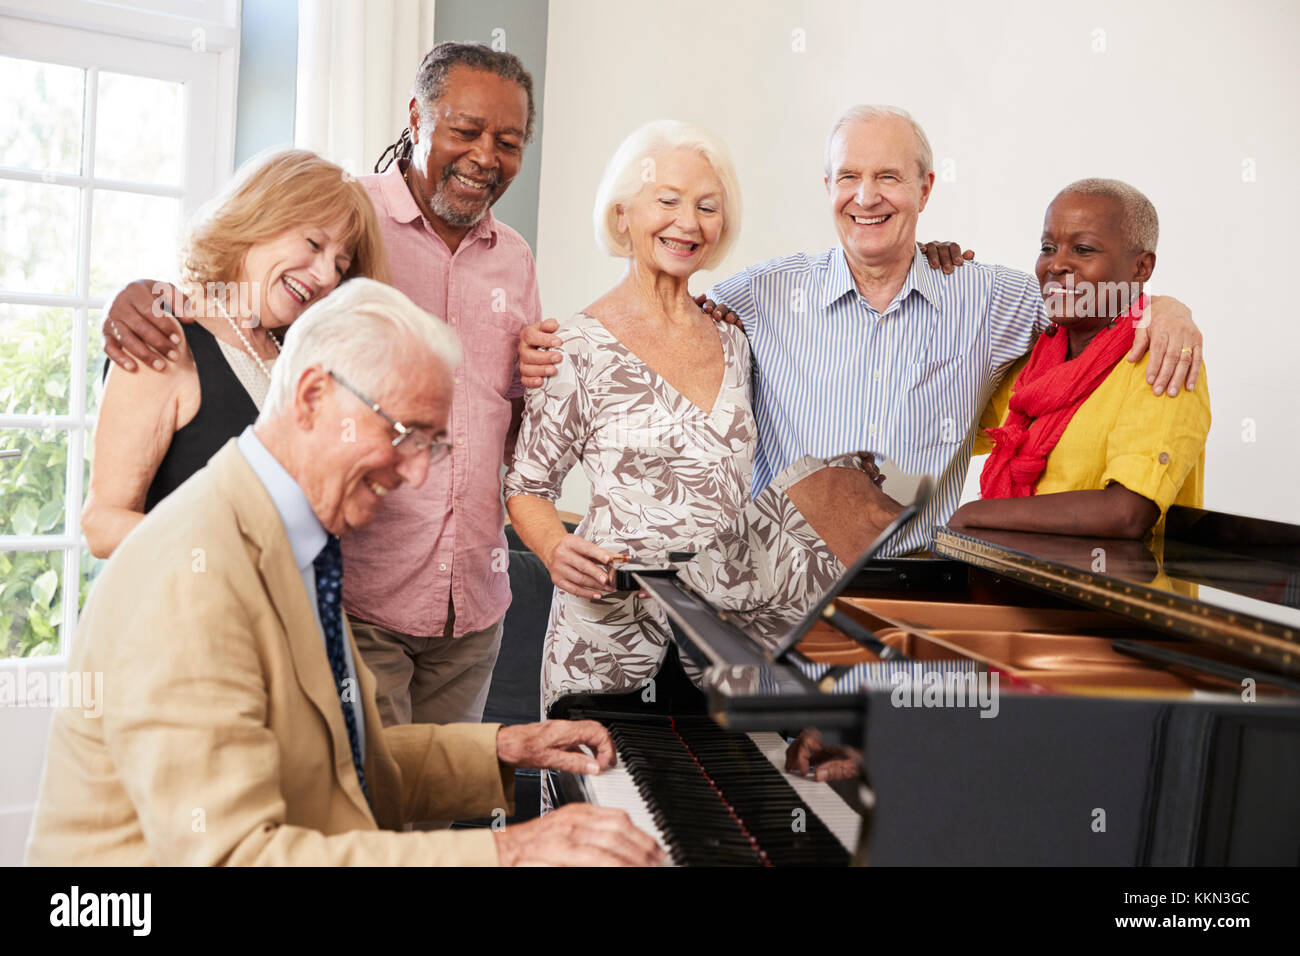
xmin=1101 ymin=361 xmax=1210 ymax=516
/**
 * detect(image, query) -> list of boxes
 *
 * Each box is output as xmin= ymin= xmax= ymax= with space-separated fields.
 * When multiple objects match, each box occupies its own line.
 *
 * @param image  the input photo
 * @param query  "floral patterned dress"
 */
xmin=504 ymin=312 xmax=758 ymax=710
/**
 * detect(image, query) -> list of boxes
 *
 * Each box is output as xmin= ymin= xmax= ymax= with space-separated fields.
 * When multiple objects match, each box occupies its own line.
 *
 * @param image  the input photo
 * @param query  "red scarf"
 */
xmin=979 ymin=296 xmax=1144 ymax=499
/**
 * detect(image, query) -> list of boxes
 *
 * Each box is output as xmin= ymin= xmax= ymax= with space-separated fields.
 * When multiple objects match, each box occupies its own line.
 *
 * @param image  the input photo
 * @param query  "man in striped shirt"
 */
xmin=523 ymin=104 xmax=1203 ymax=559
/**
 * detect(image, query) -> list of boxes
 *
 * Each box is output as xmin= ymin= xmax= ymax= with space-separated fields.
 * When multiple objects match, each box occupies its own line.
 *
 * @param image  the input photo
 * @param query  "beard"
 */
xmin=428 ymin=163 xmax=500 ymax=228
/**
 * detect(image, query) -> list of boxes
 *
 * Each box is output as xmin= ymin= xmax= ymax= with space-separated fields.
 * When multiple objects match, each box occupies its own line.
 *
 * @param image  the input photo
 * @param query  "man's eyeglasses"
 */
xmin=329 ymin=370 xmax=450 ymax=463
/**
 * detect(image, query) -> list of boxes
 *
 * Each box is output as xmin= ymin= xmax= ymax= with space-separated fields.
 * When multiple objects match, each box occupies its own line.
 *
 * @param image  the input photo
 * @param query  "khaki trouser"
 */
xmin=348 ymin=610 xmax=505 ymax=729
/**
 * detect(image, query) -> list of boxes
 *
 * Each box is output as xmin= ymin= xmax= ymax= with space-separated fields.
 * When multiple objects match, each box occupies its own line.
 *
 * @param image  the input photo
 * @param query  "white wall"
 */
xmin=536 ymin=0 xmax=1300 ymax=523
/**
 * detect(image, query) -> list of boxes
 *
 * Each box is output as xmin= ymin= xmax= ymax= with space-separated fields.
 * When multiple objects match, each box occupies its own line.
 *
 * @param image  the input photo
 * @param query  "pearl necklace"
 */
xmin=215 ymin=299 xmax=280 ymax=380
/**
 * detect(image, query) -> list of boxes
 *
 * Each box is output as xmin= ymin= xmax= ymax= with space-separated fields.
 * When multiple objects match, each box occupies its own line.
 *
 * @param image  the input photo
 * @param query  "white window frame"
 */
xmin=0 ymin=10 xmax=235 ymax=676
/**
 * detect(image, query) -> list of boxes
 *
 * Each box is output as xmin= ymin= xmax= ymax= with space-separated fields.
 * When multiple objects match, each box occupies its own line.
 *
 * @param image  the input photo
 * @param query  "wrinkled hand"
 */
xmin=493 ymin=803 xmax=666 ymax=866
xmin=545 ymin=533 xmax=619 ymax=599
xmin=497 ymin=720 xmax=617 ymax=775
xmin=1129 ymin=295 xmax=1202 ymax=396
xmin=918 ymin=241 xmax=975 ymax=274
xmin=694 ymin=293 xmax=744 ymax=329
xmin=102 ymin=279 xmax=195 ymax=373
xmin=784 ymin=729 xmax=859 ymax=783
xmin=519 ymin=317 xmax=563 ymax=388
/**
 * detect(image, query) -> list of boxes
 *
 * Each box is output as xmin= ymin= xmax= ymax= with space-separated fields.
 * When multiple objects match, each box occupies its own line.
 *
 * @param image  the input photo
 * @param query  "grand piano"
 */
xmin=549 ymin=480 xmax=1300 ymax=867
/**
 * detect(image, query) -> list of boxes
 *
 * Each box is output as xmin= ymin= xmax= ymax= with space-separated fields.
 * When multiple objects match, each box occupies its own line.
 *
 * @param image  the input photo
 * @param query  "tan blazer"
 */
xmin=26 ymin=441 xmax=513 ymax=865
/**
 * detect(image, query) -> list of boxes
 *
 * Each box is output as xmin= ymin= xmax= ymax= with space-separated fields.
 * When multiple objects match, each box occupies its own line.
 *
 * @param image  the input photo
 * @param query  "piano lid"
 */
xmin=933 ymin=506 xmax=1300 ymax=678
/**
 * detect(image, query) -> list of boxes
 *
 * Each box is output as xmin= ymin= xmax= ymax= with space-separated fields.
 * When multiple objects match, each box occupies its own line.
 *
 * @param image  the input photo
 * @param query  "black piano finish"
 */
xmin=856 ymin=692 xmax=1300 ymax=866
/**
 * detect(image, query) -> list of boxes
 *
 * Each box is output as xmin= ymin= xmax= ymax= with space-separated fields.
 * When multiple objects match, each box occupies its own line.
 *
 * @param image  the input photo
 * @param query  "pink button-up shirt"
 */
xmin=341 ymin=161 xmax=540 ymax=637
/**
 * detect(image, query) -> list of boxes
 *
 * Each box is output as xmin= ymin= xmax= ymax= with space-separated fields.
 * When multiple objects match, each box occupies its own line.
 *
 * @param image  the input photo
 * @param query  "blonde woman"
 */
xmin=82 ymin=149 xmax=388 ymax=557
xmin=505 ymin=121 xmax=755 ymax=714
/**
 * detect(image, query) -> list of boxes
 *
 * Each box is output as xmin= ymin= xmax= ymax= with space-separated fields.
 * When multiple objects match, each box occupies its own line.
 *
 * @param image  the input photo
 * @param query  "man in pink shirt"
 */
xmin=99 ymin=42 xmax=542 ymax=731
xmin=342 ymin=43 xmax=539 ymax=728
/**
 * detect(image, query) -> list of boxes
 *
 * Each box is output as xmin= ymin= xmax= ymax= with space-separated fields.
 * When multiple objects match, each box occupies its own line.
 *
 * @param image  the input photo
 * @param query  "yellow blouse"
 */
xmin=974 ymin=352 xmax=1212 ymax=526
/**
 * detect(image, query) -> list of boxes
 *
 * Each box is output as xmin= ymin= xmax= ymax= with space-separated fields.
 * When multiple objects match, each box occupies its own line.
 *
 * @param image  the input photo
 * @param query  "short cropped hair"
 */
xmin=592 ymin=120 xmax=742 ymax=270
xmin=413 ymin=41 xmax=536 ymax=144
xmin=261 ymin=277 xmax=461 ymax=419
xmin=182 ymin=149 xmax=389 ymax=290
xmin=1058 ymin=178 xmax=1160 ymax=253
xmin=824 ymin=104 xmax=934 ymax=179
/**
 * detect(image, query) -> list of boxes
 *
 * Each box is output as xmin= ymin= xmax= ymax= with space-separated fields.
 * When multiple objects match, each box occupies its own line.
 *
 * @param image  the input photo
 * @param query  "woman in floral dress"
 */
xmin=504 ymin=120 xmax=757 ymax=712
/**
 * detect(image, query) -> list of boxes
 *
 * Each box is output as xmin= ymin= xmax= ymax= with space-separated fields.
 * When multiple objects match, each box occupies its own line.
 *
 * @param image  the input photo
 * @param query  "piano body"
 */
xmin=550 ymin=494 xmax=1300 ymax=867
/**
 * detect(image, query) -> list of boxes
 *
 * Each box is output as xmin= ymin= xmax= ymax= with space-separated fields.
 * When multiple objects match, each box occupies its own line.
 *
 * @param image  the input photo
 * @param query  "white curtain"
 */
xmin=294 ymin=0 xmax=437 ymax=176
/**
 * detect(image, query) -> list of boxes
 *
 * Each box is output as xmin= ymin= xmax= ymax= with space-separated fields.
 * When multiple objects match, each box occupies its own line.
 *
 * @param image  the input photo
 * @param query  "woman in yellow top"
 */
xmin=949 ymin=179 xmax=1210 ymax=539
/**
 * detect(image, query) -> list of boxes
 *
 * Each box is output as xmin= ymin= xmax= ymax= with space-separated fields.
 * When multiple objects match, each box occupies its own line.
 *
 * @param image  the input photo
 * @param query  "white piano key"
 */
xmin=580 ymin=758 xmax=677 ymax=865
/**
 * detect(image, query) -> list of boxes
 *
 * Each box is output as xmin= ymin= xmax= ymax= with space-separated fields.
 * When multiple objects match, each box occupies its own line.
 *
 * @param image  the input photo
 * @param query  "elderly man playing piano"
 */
xmin=26 ymin=279 xmax=663 ymax=867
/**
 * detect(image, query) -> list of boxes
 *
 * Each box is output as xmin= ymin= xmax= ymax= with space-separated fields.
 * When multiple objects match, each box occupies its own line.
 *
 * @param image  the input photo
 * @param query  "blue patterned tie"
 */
xmin=312 ymin=534 xmax=369 ymax=802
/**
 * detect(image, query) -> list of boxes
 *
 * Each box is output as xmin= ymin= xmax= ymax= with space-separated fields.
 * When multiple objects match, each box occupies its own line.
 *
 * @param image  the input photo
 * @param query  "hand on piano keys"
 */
xmin=493 ymin=803 xmax=668 ymax=867
xmin=496 ymin=719 xmax=618 ymax=776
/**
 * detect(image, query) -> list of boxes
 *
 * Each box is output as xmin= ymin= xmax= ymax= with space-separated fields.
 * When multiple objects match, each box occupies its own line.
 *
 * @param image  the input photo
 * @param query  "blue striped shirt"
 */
xmin=708 ymin=245 xmax=1047 ymax=556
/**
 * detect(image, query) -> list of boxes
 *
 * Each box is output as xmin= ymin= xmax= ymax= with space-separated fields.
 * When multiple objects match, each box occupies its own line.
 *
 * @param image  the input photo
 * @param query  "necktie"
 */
xmin=312 ymin=534 xmax=369 ymax=802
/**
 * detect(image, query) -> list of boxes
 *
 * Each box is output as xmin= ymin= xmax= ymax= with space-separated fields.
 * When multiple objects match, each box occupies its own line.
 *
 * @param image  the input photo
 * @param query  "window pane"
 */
xmin=0 ymin=427 xmax=68 ymax=536
xmin=80 ymin=546 xmax=106 ymax=614
xmin=0 ymin=549 xmax=65 ymax=658
xmin=89 ymin=190 xmax=181 ymax=296
xmin=0 ymin=55 xmax=84 ymax=175
xmin=0 ymin=179 xmax=79 ymax=294
xmin=0 ymin=304 xmax=76 ymax=416
xmin=88 ymin=308 xmax=106 ymax=416
xmin=94 ymin=71 xmax=184 ymax=186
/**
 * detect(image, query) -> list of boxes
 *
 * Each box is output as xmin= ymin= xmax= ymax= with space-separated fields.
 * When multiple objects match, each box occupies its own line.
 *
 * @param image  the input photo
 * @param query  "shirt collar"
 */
xmin=822 ymin=246 xmax=858 ymax=308
xmin=823 ymin=245 xmax=944 ymax=312
xmin=379 ymin=160 xmax=499 ymax=248
xmin=236 ymin=426 xmax=327 ymax=571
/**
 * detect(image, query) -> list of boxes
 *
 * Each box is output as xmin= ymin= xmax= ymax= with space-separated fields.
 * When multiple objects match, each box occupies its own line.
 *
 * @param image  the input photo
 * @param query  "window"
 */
xmin=0 ymin=15 xmax=223 ymax=662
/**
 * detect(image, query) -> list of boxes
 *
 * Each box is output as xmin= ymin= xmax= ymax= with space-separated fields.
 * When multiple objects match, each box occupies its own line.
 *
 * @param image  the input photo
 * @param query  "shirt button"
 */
xmin=457 ymin=438 xmax=465 ymax=446
xmin=439 ymin=563 xmax=447 ymax=571
xmin=873 ymin=369 xmax=882 ymax=381
xmin=868 ymin=423 xmax=877 ymax=436
xmin=1158 ymin=452 xmax=1170 ymax=464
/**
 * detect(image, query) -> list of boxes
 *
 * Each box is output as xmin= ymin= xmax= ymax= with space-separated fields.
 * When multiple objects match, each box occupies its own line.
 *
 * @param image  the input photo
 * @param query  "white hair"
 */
xmin=824 ymin=104 xmax=934 ymax=179
xmin=592 ymin=120 xmax=742 ymax=270
xmin=1057 ymin=178 xmax=1159 ymax=253
xmin=260 ymin=277 xmax=461 ymax=419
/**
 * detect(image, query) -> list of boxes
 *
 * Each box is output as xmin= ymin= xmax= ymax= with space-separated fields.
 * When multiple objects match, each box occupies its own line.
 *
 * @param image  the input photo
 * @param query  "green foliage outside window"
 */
xmin=1 ymin=307 xmax=103 ymax=657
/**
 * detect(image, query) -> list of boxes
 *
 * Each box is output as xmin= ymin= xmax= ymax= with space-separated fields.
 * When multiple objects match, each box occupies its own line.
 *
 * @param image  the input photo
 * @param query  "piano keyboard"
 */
xmin=573 ymin=714 xmax=861 ymax=866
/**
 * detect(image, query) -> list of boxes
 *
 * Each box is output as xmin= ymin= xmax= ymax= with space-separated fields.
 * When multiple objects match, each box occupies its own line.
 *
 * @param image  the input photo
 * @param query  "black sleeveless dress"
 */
xmin=142 ymin=322 xmax=260 ymax=510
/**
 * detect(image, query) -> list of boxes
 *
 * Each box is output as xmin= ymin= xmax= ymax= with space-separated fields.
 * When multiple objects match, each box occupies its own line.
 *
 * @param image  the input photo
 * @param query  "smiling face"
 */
xmin=617 ymin=148 xmax=725 ymax=279
xmin=407 ymin=64 xmax=529 ymax=234
xmin=302 ymin=352 xmax=454 ymax=536
xmin=826 ymin=115 xmax=933 ymax=272
xmin=238 ymin=220 xmax=353 ymax=329
xmin=1036 ymin=191 xmax=1154 ymax=325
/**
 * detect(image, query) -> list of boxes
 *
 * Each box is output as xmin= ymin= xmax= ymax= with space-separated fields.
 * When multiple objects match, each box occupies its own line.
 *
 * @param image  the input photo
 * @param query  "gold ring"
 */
xmin=1180 ymin=346 xmax=1194 ymax=354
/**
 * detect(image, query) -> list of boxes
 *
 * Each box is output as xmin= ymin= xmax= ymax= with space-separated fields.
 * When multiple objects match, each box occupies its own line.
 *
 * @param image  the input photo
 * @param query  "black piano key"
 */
xmin=589 ymin=713 xmax=850 ymax=867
